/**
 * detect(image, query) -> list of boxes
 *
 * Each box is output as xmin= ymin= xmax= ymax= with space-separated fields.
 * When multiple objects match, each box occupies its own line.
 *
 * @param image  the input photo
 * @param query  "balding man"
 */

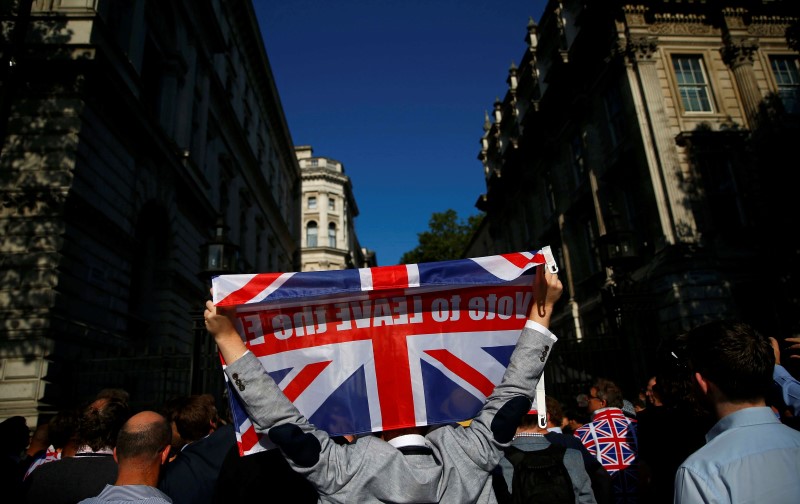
xmin=79 ymin=411 xmax=173 ymax=504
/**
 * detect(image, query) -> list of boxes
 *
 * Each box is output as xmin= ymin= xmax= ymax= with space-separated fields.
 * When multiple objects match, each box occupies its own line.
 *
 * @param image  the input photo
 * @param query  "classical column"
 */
xmin=626 ymin=36 xmax=697 ymax=245
xmin=722 ymin=38 xmax=761 ymax=128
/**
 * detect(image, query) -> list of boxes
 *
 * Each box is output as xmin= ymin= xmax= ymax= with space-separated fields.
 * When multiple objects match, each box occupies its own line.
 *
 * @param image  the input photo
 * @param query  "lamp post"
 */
xmin=200 ymin=216 xmax=240 ymax=279
xmin=193 ymin=216 xmax=239 ymax=396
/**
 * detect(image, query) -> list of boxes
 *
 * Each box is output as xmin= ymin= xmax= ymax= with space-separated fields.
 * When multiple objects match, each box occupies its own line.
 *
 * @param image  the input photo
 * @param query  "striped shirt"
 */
xmin=78 ymin=484 xmax=172 ymax=504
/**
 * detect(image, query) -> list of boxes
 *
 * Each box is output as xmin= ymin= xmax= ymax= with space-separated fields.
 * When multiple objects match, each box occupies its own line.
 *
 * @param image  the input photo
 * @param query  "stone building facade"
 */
xmin=296 ymin=145 xmax=374 ymax=271
xmin=0 ymin=0 xmax=301 ymax=423
xmin=470 ymin=0 xmax=799 ymax=396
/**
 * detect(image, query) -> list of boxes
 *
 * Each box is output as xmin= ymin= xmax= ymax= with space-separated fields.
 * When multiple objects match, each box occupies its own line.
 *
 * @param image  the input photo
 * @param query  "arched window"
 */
xmin=307 ymin=221 xmax=318 ymax=247
xmin=328 ymin=223 xmax=336 ymax=248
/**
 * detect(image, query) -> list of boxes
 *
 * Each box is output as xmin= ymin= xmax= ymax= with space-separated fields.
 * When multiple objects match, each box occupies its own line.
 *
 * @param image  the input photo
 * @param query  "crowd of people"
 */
xmin=2 ymin=268 xmax=800 ymax=503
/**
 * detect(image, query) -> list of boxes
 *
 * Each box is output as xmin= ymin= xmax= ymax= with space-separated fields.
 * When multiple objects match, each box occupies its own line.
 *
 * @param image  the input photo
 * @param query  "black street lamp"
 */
xmin=200 ymin=216 xmax=240 ymax=280
xmin=193 ymin=216 xmax=239 ymax=398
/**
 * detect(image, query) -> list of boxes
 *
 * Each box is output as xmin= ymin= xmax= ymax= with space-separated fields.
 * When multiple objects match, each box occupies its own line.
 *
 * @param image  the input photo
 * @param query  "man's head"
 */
xmin=0 ymin=416 xmax=30 ymax=456
xmin=587 ymin=378 xmax=623 ymax=413
xmin=645 ymin=376 xmax=663 ymax=406
xmin=161 ymin=396 xmax=188 ymax=456
xmin=114 ymin=411 xmax=171 ymax=468
xmin=78 ymin=397 xmax=130 ymax=451
xmin=562 ymin=405 xmax=589 ymax=430
xmin=517 ymin=396 xmax=563 ymax=432
xmin=27 ymin=423 xmax=50 ymax=456
xmin=544 ymin=396 xmax=563 ymax=428
xmin=683 ymin=320 xmax=774 ymax=406
xmin=174 ymin=394 xmax=219 ymax=443
xmin=48 ymin=407 xmax=80 ymax=455
xmin=95 ymin=388 xmax=130 ymax=406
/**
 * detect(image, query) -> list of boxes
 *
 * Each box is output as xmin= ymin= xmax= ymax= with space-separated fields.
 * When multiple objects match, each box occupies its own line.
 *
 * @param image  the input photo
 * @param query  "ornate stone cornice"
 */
xmin=748 ymin=15 xmax=796 ymax=37
xmin=649 ymin=12 xmax=714 ymax=36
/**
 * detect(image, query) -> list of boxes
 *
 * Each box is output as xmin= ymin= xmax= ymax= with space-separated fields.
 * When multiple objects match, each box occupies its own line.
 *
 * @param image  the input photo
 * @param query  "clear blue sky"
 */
xmin=254 ymin=1 xmax=548 ymax=266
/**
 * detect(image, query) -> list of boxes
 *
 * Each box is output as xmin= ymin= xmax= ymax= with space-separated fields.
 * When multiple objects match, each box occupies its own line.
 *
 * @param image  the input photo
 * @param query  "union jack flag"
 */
xmin=212 ymin=248 xmax=558 ymax=455
xmin=574 ymin=408 xmax=639 ymax=501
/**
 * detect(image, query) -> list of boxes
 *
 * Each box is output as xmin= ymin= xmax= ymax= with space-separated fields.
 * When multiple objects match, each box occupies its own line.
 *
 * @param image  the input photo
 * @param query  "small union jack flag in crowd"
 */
xmin=574 ymin=408 xmax=639 ymax=501
xmin=212 ymin=248 xmax=558 ymax=455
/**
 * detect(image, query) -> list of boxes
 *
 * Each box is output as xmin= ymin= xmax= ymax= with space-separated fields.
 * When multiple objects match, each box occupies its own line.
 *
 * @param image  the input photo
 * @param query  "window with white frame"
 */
xmin=328 ymin=197 xmax=335 ymax=211
xmin=770 ymin=56 xmax=800 ymax=114
xmin=306 ymin=221 xmax=318 ymax=247
xmin=672 ymin=55 xmax=713 ymax=113
xmin=308 ymin=196 xmax=317 ymax=209
xmin=328 ymin=223 xmax=336 ymax=248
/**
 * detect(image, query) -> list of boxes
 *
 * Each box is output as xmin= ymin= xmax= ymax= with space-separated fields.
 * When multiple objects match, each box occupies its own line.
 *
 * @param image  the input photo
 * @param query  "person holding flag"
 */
xmin=204 ymin=265 xmax=562 ymax=503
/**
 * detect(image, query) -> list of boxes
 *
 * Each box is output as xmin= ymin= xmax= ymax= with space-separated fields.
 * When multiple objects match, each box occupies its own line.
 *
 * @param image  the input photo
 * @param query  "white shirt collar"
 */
xmin=387 ymin=434 xmax=427 ymax=449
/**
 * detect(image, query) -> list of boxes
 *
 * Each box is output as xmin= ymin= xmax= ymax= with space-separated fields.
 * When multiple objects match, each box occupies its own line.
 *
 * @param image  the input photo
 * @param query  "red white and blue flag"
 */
xmin=212 ymin=248 xmax=557 ymax=455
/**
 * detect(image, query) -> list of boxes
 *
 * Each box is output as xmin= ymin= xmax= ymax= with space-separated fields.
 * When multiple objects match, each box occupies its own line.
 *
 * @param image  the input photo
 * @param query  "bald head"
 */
xmin=115 ymin=411 xmax=171 ymax=462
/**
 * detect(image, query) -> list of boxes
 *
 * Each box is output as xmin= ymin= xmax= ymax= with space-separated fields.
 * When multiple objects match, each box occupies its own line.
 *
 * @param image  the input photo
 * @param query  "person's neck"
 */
xmin=381 ymin=426 xmax=427 ymax=442
xmin=517 ymin=424 xmax=549 ymax=435
xmin=716 ymin=399 xmax=766 ymax=420
xmin=114 ymin=465 xmax=160 ymax=487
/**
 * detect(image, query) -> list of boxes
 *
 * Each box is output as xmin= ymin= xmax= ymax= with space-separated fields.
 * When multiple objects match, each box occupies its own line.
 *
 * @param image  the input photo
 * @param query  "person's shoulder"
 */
xmin=26 ymin=456 xmax=79 ymax=479
xmin=572 ymin=423 xmax=591 ymax=436
xmin=766 ymin=419 xmax=800 ymax=444
xmin=677 ymin=439 xmax=723 ymax=474
xmin=510 ymin=435 xmax=549 ymax=450
xmin=562 ymin=446 xmax=586 ymax=465
xmin=545 ymin=431 xmax=585 ymax=449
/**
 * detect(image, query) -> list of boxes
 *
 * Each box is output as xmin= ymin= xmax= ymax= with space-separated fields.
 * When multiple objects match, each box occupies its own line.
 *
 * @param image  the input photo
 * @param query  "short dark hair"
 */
xmin=594 ymin=378 xmax=623 ymax=408
xmin=519 ymin=396 xmax=565 ymax=428
xmin=518 ymin=412 xmax=539 ymax=428
xmin=683 ymin=320 xmax=774 ymax=402
xmin=0 ymin=416 xmax=30 ymax=453
xmin=174 ymin=394 xmax=218 ymax=442
xmin=78 ymin=397 xmax=131 ymax=451
xmin=115 ymin=414 xmax=171 ymax=461
xmin=48 ymin=408 xmax=80 ymax=449
xmin=563 ymin=405 xmax=590 ymax=425
xmin=545 ymin=396 xmax=564 ymax=427
xmin=95 ymin=388 xmax=130 ymax=405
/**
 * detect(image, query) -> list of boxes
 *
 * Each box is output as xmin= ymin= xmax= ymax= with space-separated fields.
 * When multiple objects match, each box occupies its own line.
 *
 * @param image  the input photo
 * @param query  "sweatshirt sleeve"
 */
xmin=435 ymin=320 xmax=558 ymax=471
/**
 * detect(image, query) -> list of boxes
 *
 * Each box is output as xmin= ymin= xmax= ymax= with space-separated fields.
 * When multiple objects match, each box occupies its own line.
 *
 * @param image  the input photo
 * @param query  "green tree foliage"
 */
xmin=399 ymin=209 xmax=483 ymax=264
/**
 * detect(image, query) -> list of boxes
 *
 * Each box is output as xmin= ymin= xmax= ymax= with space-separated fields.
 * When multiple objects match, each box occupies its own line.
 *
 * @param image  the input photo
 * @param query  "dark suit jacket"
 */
xmin=24 ymin=454 xmax=117 ymax=504
xmin=159 ymin=424 xmax=236 ymax=504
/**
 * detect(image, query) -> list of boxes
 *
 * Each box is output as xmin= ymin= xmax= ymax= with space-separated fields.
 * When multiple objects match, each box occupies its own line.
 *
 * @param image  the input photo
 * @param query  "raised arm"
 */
xmin=530 ymin=265 xmax=562 ymax=328
xmin=770 ymin=337 xmax=800 ymax=416
xmin=438 ymin=267 xmax=563 ymax=469
xmin=204 ymin=300 xmax=313 ymax=436
xmin=204 ymin=301 xmax=247 ymax=365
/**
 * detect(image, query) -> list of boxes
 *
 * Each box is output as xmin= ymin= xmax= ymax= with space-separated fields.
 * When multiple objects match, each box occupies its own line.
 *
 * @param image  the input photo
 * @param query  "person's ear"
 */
xmin=160 ymin=445 xmax=171 ymax=465
xmin=112 ymin=447 xmax=119 ymax=464
xmin=694 ymin=372 xmax=709 ymax=395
